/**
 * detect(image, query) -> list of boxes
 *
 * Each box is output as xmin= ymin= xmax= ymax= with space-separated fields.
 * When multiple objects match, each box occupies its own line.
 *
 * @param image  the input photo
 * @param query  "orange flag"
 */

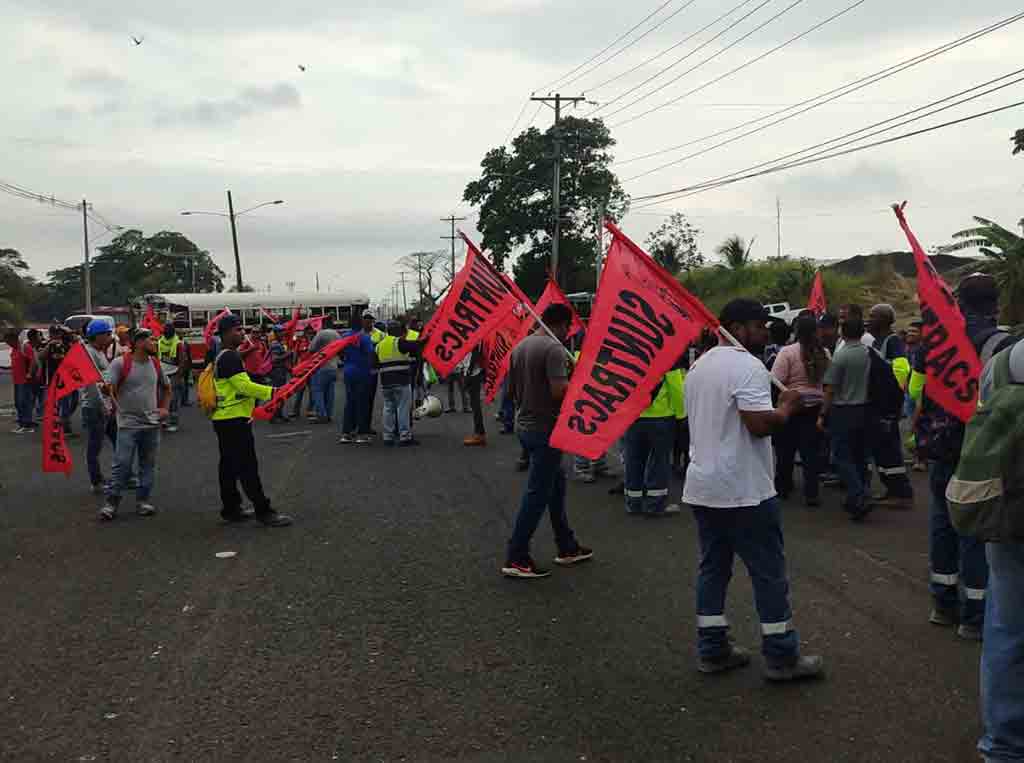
xmin=807 ymin=271 xmax=827 ymax=317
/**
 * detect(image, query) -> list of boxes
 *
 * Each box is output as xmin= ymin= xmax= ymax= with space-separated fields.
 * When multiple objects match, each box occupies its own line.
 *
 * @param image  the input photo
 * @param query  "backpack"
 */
xmin=866 ymin=345 xmax=904 ymax=419
xmin=116 ymin=352 xmax=162 ymax=407
xmin=946 ymin=346 xmax=1024 ymax=541
xmin=196 ymin=350 xmax=227 ymax=417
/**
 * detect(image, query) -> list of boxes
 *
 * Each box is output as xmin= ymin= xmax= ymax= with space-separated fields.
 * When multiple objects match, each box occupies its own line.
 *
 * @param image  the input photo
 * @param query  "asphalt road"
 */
xmin=0 ymin=375 xmax=983 ymax=762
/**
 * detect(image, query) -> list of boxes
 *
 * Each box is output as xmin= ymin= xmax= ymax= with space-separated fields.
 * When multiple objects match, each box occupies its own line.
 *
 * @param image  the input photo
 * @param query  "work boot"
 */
xmin=957 ymin=624 xmax=983 ymax=642
xmin=256 ymin=511 xmax=293 ymax=528
xmin=463 ymin=434 xmax=487 ymax=447
xmin=763 ymin=655 xmax=825 ymax=682
xmin=697 ymin=645 xmax=752 ymax=675
xmin=929 ymin=607 xmax=957 ymax=627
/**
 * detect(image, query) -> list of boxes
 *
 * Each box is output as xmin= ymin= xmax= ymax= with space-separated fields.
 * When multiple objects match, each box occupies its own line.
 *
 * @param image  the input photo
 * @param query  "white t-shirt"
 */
xmin=682 ymin=346 xmax=777 ymax=509
xmin=836 ymin=331 xmax=874 ymax=353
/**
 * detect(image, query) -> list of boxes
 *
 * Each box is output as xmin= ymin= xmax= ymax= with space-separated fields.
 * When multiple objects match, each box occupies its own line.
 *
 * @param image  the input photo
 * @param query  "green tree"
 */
xmin=228 ymin=283 xmax=256 ymax=293
xmin=0 ymin=248 xmax=29 ymax=324
xmin=1013 ymin=128 xmax=1024 ymax=155
xmin=716 ymin=235 xmax=754 ymax=269
xmin=644 ymin=212 xmax=703 ymax=275
xmin=943 ymin=216 xmax=1024 ymax=324
xmin=463 ymin=116 xmax=628 ymax=296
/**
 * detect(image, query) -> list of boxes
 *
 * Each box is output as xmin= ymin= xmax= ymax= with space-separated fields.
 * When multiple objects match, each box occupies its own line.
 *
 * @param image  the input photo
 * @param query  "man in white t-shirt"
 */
xmin=684 ymin=299 xmax=824 ymax=682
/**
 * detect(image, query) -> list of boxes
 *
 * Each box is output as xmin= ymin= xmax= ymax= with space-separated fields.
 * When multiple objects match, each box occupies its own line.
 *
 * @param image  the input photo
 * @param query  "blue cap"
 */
xmin=217 ymin=314 xmax=242 ymax=334
xmin=85 ymin=317 xmax=114 ymax=338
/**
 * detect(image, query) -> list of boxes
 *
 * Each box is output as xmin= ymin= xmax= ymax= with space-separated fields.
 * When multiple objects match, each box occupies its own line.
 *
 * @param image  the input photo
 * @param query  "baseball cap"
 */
xmin=362 ymin=310 xmax=375 ymax=319
xmin=217 ymin=314 xmax=243 ymax=334
xmin=131 ymin=327 xmax=153 ymax=344
xmin=956 ymin=272 xmax=999 ymax=303
xmin=719 ymin=298 xmax=769 ymax=326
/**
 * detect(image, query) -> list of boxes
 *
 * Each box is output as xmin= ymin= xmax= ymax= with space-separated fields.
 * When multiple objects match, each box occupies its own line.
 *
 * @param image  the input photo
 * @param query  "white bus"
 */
xmin=133 ymin=291 xmax=370 ymax=365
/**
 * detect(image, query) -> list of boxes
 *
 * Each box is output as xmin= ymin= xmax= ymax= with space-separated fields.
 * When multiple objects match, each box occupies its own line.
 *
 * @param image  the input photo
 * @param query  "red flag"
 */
xmin=420 ymin=233 xmax=521 ymax=378
xmin=204 ymin=308 xmax=232 ymax=348
xmin=259 ymin=307 xmax=283 ymax=325
xmin=535 ymin=278 xmax=584 ymax=337
xmin=296 ymin=316 xmax=324 ymax=333
xmin=893 ymin=203 xmax=981 ymax=423
xmin=480 ymin=276 xmax=535 ymax=403
xmin=252 ymin=334 xmax=359 ymax=420
xmin=807 ymin=271 xmax=827 ymax=317
xmin=280 ymin=307 xmax=302 ymax=348
xmin=141 ymin=304 xmax=164 ymax=335
xmin=42 ymin=342 xmax=103 ymax=475
xmin=550 ymin=222 xmax=718 ymax=459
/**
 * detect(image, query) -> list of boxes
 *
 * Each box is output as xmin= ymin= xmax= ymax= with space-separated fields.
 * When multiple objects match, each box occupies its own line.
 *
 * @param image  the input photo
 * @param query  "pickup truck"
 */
xmin=765 ymin=302 xmax=803 ymax=325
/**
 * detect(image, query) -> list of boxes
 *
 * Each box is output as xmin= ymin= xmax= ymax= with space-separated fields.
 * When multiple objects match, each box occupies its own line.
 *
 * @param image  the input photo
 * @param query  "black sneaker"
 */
xmin=256 ymin=511 xmax=293 ymax=527
xmin=697 ymin=645 xmax=752 ymax=675
xmin=501 ymin=558 xmax=551 ymax=579
xmin=554 ymin=545 xmax=594 ymax=566
xmin=399 ymin=439 xmax=420 ymax=447
xmin=764 ymin=655 xmax=825 ymax=682
xmin=220 ymin=507 xmax=255 ymax=523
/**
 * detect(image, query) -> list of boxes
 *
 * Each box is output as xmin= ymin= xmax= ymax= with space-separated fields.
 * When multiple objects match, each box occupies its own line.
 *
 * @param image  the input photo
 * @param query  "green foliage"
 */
xmin=463 ymin=116 xmax=628 ymax=297
xmin=644 ymin=213 xmax=703 ymax=275
xmin=1013 ymin=128 xmax=1024 ymax=156
xmin=715 ymin=235 xmax=753 ymax=269
xmin=680 ymin=257 xmax=866 ymax=315
xmin=942 ymin=216 xmax=1024 ymax=324
xmin=0 ymin=248 xmax=51 ymax=324
xmin=229 ymin=283 xmax=256 ymax=293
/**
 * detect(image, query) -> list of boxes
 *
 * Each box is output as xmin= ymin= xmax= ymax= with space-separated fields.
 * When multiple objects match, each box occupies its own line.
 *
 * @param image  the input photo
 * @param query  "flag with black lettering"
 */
xmin=893 ymin=202 xmax=981 ymax=423
xmin=550 ymin=222 xmax=718 ymax=459
xmin=420 ymin=233 xmax=520 ymax=378
xmin=480 ymin=276 xmax=534 ymax=403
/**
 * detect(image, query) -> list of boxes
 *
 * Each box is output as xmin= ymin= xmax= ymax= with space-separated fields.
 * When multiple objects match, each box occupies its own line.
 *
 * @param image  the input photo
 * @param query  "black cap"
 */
xmin=956 ymin=272 xmax=999 ymax=304
xmin=719 ymin=298 xmax=769 ymax=326
xmin=217 ymin=314 xmax=242 ymax=334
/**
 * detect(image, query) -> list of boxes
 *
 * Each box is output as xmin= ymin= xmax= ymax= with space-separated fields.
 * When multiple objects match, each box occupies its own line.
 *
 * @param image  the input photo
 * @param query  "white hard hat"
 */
xmin=414 ymin=395 xmax=443 ymax=420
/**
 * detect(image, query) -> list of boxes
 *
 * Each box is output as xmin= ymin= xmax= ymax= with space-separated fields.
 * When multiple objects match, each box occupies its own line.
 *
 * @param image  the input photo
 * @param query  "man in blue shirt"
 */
xmin=339 ymin=317 xmax=375 ymax=444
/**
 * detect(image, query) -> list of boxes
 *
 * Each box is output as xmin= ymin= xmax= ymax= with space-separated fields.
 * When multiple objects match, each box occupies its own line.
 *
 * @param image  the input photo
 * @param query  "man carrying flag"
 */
xmin=502 ymin=303 xmax=592 ymax=579
xmin=210 ymin=314 xmax=292 ymax=527
xmin=684 ymin=299 xmax=824 ymax=682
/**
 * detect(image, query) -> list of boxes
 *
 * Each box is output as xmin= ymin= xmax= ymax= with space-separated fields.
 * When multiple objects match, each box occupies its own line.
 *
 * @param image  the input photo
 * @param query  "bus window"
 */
xmin=191 ymin=310 xmax=208 ymax=329
xmin=310 ymin=306 xmax=324 ymax=317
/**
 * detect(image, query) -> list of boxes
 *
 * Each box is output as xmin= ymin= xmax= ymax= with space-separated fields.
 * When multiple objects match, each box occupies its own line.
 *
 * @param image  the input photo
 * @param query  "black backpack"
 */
xmin=866 ymin=345 xmax=904 ymax=419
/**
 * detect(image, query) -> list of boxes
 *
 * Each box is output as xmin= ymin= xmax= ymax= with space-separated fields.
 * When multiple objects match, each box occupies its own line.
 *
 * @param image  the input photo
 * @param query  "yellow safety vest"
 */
xmin=158 ymin=335 xmax=181 ymax=363
xmin=406 ymin=330 xmax=420 ymax=341
xmin=376 ymin=335 xmax=412 ymax=369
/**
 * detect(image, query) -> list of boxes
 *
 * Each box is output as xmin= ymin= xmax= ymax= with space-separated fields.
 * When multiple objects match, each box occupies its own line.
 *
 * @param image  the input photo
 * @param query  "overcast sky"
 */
xmin=3 ymin=0 xmax=1022 ymax=309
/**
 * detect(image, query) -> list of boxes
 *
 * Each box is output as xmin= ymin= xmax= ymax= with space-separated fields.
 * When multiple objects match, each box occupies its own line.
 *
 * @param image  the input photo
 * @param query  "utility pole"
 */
xmin=227 ymin=190 xmax=243 ymax=292
xmin=398 ymin=271 xmax=409 ymax=313
xmin=776 ymin=196 xmax=782 ymax=260
xmin=81 ymin=199 xmax=92 ymax=313
xmin=415 ymin=252 xmax=425 ymax=309
xmin=315 ymin=272 xmax=320 ymax=292
xmin=441 ymin=215 xmax=467 ymax=280
xmin=531 ymin=93 xmax=585 ymax=285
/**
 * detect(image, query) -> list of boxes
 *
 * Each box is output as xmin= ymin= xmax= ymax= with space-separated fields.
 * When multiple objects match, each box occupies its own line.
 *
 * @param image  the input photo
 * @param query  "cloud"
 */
xmin=67 ymin=68 xmax=127 ymax=92
xmin=156 ymin=82 xmax=301 ymax=127
xmin=774 ymin=162 xmax=912 ymax=205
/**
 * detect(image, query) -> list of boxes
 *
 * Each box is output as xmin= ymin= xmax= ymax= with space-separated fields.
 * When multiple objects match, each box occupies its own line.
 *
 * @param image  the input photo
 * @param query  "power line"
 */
xmin=615 ymin=10 xmax=1024 ymax=167
xmin=559 ymin=0 xmax=702 ymax=91
xmin=623 ymin=67 xmax=1024 ymax=183
xmin=609 ymin=0 xmax=870 ymax=127
xmin=630 ymin=99 xmax=1024 ymax=206
xmin=536 ymin=0 xmax=679 ymax=92
xmin=503 ymin=99 xmax=532 ymax=145
xmin=588 ymin=0 xmax=773 ymax=117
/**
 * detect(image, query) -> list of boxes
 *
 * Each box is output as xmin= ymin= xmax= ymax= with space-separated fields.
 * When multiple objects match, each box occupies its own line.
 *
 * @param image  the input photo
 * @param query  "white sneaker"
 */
xmin=166 ymin=425 xmax=179 ymax=433
xmin=136 ymin=502 xmax=157 ymax=517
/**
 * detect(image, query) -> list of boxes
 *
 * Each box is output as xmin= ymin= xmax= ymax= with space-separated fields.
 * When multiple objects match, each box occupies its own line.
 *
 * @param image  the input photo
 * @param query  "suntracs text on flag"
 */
xmin=480 ymin=276 xmax=534 ymax=404
xmin=42 ymin=342 xmax=103 ymax=475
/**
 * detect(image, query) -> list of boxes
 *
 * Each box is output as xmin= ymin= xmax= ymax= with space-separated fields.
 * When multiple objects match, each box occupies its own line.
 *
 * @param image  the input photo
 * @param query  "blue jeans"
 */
xmin=342 ymin=374 xmax=370 ymax=435
xmin=692 ymin=498 xmax=800 ymax=666
xmin=499 ymin=379 xmax=515 ymax=432
xmin=14 ymin=383 xmax=35 ymax=427
xmin=980 ymin=543 xmax=1024 ymax=762
xmin=59 ymin=390 xmax=79 ymax=430
xmin=830 ymin=405 xmax=869 ymax=511
xmin=623 ymin=417 xmax=674 ymax=514
xmin=107 ymin=427 xmax=159 ymax=503
xmin=311 ymin=367 xmax=337 ymax=420
xmin=33 ymin=384 xmax=46 ymax=419
xmin=381 ymin=384 xmax=412 ymax=442
xmin=82 ymin=406 xmax=117 ymax=487
xmin=507 ymin=431 xmax=578 ymax=564
xmin=930 ymin=460 xmax=988 ymax=626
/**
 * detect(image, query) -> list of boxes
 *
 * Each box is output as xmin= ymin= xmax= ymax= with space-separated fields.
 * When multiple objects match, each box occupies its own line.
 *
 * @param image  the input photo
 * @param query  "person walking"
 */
xmin=209 ymin=314 xmax=292 ymax=527
xmin=309 ymin=317 xmax=341 ymax=423
xmin=820 ymin=314 xmax=872 ymax=520
xmin=267 ymin=325 xmax=291 ymax=422
xmin=339 ymin=316 xmax=375 ymax=445
xmin=376 ymin=319 xmax=420 ymax=446
xmin=463 ymin=344 xmax=487 ymax=447
xmin=771 ymin=313 xmax=829 ymax=507
xmin=502 ymin=303 xmax=592 ymax=579
xmin=361 ymin=311 xmax=384 ymax=428
xmin=623 ymin=368 xmax=685 ymax=517
xmin=158 ymin=323 xmax=188 ymax=433
xmin=5 ymin=329 xmax=36 ymax=433
xmin=80 ymin=319 xmax=118 ymax=494
xmin=98 ymin=328 xmax=170 ymax=521
xmin=684 ymin=299 xmax=824 ymax=681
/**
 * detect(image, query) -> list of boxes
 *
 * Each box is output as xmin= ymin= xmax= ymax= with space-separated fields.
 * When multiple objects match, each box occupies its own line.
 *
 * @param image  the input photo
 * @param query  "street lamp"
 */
xmin=181 ymin=191 xmax=283 ymax=292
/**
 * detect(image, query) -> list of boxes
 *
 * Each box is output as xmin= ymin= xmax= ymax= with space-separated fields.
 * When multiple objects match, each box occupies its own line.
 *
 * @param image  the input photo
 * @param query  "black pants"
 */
xmin=366 ymin=375 xmax=378 ymax=428
xmin=775 ymin=406 xmax=822 ymax=500
xmin=466 ymin=373 xmax=485 ymax=435
xmin=673 ymin=419 xmax=690 ymax=472
xmin=213 ymin=419 xmax=272 ymax=515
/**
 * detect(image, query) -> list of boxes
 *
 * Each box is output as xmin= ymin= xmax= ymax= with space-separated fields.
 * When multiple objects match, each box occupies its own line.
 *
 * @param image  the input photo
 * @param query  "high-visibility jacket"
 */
xmin=406 ymin=330 xmax=420 ymax=341
xmin=211 ymin=351 xmax=273 ymax=421
xmin=376 ymin=335 xmax=413 ymax=368
xmin=367 ymin=328 xmax=385 ymax=345
xmin=158 ymin=335 xmax=182 ymax=363
xmin=640 ymin=368 xmax=686 ymax=420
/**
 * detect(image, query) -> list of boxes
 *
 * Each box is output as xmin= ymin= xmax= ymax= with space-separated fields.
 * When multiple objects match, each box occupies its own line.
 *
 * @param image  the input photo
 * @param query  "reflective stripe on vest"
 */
xmin=377 ymin=335 xmax=411 ymax=371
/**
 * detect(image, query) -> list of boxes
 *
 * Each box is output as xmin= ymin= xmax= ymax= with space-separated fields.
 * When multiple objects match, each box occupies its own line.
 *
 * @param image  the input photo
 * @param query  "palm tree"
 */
xmin=716 ymin=235 xmax=755 ymax=269
xmin=942 ymin=217 xmax=1024 ymax=325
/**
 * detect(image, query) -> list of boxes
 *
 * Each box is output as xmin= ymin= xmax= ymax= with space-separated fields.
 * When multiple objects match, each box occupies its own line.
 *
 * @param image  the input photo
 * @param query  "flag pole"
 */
xmin=518 ymin=298 xmax=575 ymax=361
xmin=717 ymin=326 xmax=788 ymax=392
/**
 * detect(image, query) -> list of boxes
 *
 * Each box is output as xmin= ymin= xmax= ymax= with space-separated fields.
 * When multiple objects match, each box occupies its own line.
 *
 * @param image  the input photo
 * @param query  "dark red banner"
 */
xmin=893 ymin=202 xmax=981 ymax=423
xmin=251 ymin=334 xmax=358 ymax=421
xmin=807 ymin=271 xmax=827 ymax=317
xmin=535 ymin=278 xmax=584 ymax=337
xmin=481 ymin=276 xmax=534 ymax=403
xmin=421 ymin=233 xmax=520 ymax=378
xmin=42 ymin=342 xmax=103 ymax=475
xmin=550 ymin=222 xmax=718 ymax=459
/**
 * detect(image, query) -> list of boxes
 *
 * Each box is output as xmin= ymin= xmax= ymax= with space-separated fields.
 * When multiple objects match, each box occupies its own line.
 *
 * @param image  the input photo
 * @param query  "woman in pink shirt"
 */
xmin=771 ymin=313 xmax=830 ymax=507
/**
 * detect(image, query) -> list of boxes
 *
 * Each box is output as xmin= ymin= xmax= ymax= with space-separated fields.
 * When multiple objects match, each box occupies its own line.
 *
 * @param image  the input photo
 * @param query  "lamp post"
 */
xmin=181 ymin=192 xmax=283 ymax=291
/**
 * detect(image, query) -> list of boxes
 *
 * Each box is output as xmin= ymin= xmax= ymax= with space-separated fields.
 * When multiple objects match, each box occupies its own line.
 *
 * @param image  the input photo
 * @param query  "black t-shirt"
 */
xmin=216 ymin=349 xmax=245 ymax=379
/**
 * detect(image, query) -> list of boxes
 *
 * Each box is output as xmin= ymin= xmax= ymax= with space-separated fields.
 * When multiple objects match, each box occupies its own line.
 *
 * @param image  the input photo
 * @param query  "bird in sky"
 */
xmin=131 ymin=36 xmax=144 ymax=46
xmin=298 ymin=65 xmax=306 ymax=72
